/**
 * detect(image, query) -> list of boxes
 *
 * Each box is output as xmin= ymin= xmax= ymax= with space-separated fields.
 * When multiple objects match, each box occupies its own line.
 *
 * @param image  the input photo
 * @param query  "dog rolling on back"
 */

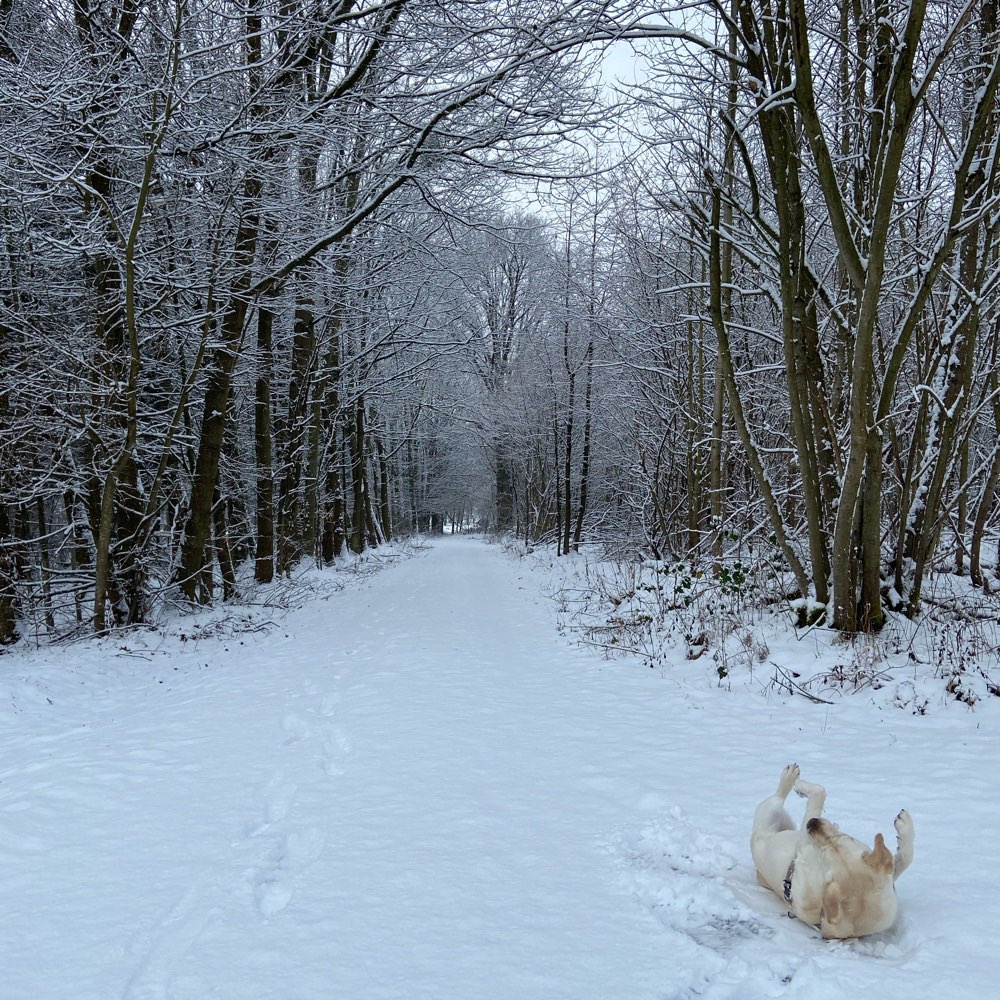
xmin=751 ymin=764 xmax=914 ymax=939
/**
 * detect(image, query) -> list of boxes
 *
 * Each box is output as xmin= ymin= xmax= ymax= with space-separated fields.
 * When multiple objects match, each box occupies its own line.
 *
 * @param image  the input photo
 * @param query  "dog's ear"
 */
xmin=863 ymin=832 xmax=894 ymax=874
xmin=821 ymin=881 xmax=842 ymax=925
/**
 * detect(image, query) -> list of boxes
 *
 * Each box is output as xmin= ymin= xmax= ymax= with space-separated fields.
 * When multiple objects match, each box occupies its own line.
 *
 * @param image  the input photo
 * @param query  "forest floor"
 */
xmin=2 ymin=536 xmax=998 ymax=1000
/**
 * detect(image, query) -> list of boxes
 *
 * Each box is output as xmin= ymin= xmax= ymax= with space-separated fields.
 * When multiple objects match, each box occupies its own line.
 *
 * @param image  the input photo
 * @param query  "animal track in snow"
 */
xmin=329 ymin=724 xmax=351 ymax=754
xmin=254 ymin=851 xmax=293 ymax=917
xmin=243 ymin=760 xmax=328 ymax=920
xmin=263 ymin=775 xmax=298 ymax=824
xmin=251 ymin=826 xmax=326 ymax=918
xmin=287 ymin=825 xmax=326 ymax=866
xmin=282 ymin=712 xmax=312 ymax=744
xmin=319 ymin=722 xmax=352 ymax=778
xmin=244 ymin=773 xmax=298 ymax=838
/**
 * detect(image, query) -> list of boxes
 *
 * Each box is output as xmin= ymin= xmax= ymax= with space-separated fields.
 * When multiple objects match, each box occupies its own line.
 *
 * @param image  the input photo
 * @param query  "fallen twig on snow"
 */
xmin=767 ymin=662 xmax=833 ymax=704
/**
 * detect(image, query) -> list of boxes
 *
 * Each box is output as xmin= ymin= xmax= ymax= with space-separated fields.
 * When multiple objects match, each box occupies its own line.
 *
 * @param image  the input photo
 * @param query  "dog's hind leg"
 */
xmin=776 ymin=763 xmax=800 ymax=799
xmin=893 ymin=809 xmax=914 ymax=880
xmin=793 ymin=777 xmax=827 ymax=826
xmin=753 ymin=764 xmax=799 ymax=839
xmin=752 ymin=765 xmax=802 ymax=892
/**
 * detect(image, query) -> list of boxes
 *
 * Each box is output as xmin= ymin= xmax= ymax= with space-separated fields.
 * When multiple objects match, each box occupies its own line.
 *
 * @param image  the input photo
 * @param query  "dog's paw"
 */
xmin=793 ymin=778 xmax=824 ymax=799
xmin=777 ymin=763 xmax=800 ymax=795
xmin=894 ymin=809 xmax=914 ymax=839
xmin=893 ymin=809 xmax=914 ymax=878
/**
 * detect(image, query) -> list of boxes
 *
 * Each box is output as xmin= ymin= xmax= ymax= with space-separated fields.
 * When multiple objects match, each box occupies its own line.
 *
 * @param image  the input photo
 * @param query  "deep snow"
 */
xmin=1 ymin=536 xmax=998 ymax=999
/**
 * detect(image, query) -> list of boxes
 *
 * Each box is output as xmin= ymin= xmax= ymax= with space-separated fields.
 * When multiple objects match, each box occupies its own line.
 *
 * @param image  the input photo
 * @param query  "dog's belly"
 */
xmin=751 ymin=829 xmax=799 ymax=898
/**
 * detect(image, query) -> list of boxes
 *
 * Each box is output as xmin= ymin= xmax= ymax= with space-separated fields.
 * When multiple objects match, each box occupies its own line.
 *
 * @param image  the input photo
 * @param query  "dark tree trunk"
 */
xmin=178 ymin=315 xmax=250 ymax=601
xmin=572 ymin=341 xmax=594 ymax=551
xmin=213 ymin=485 xmax=237 ymax=601
xmin=65 ymin=490 xmax=88 ymax=624
xmin=350 ymin=395 xmax=367 ymax=553
xmin=277 ymin=302 xmax=317 ymax=573
xmin=255 ymin=301 xmax=275 ymax=583
xmin=561 ymin=318 xmax=576 ymax=556
xmin=177 ymin=0 xmax=264 ymax=602
xmin=376 ymin=434 xmax=392 ymax=542
xmin=495 ymin=438 xmax=515 ymax=534
xmin=322 ymin=422 xmax=347 ymax=563
xmin=0 ymin=504 xmax=17 ymax=645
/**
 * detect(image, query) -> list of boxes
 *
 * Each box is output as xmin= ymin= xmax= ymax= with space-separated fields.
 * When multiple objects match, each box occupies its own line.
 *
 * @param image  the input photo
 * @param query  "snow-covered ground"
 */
xmin=2 ymin=536 xmax=997 ymax=999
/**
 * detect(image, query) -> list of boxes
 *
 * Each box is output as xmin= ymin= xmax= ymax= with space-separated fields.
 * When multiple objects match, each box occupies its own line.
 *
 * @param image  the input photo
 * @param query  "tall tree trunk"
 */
xmin=572 ymin=341 xmax=594 ymax=551
xmin=65 ymin=491 xmax=88 ymax=625
xmin=320 ymin=318 xmax=347 ymax=563
xmin=178 ymin=290 xmax=256 ymax=603
xmin=277 ymin=301 xmax=317 ymax=573
xmin=35 ymin=497 xmax=55 ymax=632
xmin=899 ymin=1 xmax=999 ymax=613
xmin=350 ymin=395 xmax=367 ymax=553
xmin=0 ymin=336 xmax=17 ymax=643
xmin=254 ymin=298 xmax=275 ymax=583
xmin=970 ymin=457 xmax=1000 ymax=590
xmin=551 ymin=402 xmax=562 ymax=552
xmin=213 ymin=485 xmax=237 ymax=600
xmin=0 ymin=504 xmax=17 ymax=645
xmin=496 ymin=437 xmax=515 ymax=534
xmin=859 ymin=429 xmax=885 ymax=629
xmin=177 ymin=0 xmax=265 ymax=601
xmin=376 ymin=433 xmax=392 ymax=542
xmin=561 ymin=355 xmax=575 ymax=556
xmin=708 ymin=187 xmax=810 ymax=598
xmin=322 ymin=421 xmax=347 ymax=562
xmin=956 ymin=439 xmax=970 ymax=575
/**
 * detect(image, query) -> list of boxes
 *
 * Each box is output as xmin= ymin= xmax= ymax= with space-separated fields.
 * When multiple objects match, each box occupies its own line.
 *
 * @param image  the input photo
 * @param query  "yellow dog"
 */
xmin=751 ymin=764 xmax=914 ymax=938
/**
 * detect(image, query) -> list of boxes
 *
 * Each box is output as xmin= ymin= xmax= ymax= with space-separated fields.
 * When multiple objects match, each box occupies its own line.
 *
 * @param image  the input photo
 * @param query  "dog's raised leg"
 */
xmin=893 ymin=809 xmax=914 ymax=880
xmin=753 ymin=764 xmax=800 ymax=830
xmin=793 ymin=777 xmax=827 ymax=826
xmin=752 ymin=764 xmax=800 ymax=889
xmin=775 ymin=763 xmax=800 ymax=799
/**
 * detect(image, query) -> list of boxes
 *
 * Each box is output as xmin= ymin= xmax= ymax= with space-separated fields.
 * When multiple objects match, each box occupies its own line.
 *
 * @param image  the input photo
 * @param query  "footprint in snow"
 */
xmin=287 ymin=825 xmax=326 ymax=865
xmin=282 ymin=712 xmax=312 ymax=744
xmin=251 ymin=836 xmax=292 ymax=918
xmin=329 ymin=724 xmax=351 ymax=754
xmin=263 ymin=774 xmax=298 ymax=824
xmin=255 ymin=877 xmax=293 ymax=917
xmin=252 ymin=826 xmax=326 ymax=918
xmin=320 ymin=722 xmax=352 ymax=777
xmin=245 ymin=773 xmax=298 ymax=837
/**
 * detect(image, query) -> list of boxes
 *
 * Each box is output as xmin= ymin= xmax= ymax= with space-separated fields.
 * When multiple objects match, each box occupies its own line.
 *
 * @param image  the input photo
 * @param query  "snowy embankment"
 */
xmin=2 ymin=536 xmax=997 ymax=1000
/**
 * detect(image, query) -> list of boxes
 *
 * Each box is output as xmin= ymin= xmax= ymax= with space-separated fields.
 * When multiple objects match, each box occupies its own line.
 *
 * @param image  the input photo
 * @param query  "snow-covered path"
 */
xmin=2 ymin=537 xmax=998 ymax=999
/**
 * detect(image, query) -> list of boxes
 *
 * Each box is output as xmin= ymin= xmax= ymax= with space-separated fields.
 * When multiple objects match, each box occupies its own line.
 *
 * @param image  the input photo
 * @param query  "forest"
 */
xmin=2 ymin=0 xmax=999 ymax=643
